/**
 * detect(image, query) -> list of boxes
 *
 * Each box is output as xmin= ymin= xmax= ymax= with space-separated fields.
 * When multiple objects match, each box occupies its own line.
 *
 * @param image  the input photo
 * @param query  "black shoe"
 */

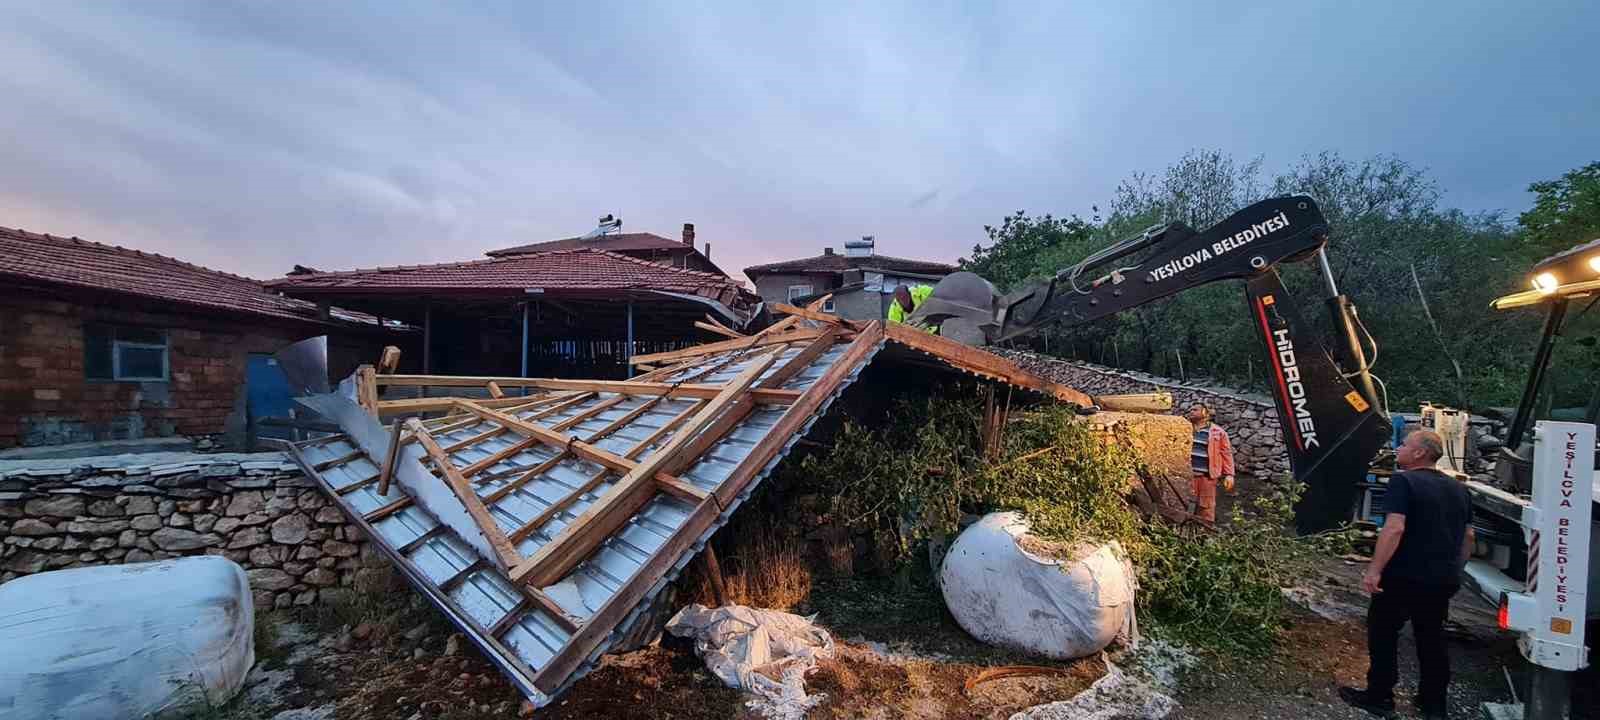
xmin=1338 ymin=686 xmax=1396 ymax=718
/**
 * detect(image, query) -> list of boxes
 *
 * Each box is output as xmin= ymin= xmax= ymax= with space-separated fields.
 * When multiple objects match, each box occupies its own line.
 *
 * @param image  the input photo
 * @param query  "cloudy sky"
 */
xmin=1 ymin=1 xmax=1595 ymax=285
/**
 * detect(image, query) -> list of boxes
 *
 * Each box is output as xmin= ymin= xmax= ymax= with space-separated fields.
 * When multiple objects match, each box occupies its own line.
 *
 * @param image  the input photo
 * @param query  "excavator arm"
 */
xmin=909 ymin=196 xmax=1391 ymax=532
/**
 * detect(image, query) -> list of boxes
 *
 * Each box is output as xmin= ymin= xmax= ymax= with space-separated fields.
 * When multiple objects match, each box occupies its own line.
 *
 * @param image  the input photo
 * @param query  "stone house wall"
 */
xmin=995 ymin=349 xmax=1292 ymax=478
xmin=0 ymin=451 xmax=380 ymax=611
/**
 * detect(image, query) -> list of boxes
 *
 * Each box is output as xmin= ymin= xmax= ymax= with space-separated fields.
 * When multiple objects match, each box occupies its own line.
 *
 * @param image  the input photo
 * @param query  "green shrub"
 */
xmin=788 ymin=393 xmax=1325 ymax=655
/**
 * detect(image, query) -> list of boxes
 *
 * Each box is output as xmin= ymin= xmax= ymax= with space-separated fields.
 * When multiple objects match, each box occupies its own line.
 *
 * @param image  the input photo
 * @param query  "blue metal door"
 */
xmin=247 ymin=353 xmax=294 ymax=440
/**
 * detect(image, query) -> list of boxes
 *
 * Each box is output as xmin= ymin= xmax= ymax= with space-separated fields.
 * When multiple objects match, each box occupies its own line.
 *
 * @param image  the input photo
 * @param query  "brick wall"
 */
xmin=0 ymin=289 xmax=387 ymax=449
xmin=0 ymin=452 xmax=379 ymax=611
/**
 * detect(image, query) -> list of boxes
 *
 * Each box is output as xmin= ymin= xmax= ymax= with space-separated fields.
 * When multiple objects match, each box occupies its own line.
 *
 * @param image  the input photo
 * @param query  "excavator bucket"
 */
xmin=904 ymin=271 xmax=1001 ymax=345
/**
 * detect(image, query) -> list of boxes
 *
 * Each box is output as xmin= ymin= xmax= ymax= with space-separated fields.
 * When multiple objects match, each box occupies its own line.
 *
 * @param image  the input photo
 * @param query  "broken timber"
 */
xmin=285 ymin=308 xmax=1098 ymax=708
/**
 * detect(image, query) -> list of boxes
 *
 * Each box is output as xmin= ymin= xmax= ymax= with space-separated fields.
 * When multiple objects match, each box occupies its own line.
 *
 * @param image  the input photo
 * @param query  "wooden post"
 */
xmin=378 ymin=417 xmax=405 ymax=497
xmin=701 ymin=545 xmax=729 ymax=607
xmin=520 ymin=301 xmax=529 ymax=381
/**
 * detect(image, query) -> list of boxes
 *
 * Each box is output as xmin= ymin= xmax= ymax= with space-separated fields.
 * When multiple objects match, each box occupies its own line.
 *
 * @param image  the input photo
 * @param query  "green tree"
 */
xmin=1518 ymin=161 xmax=1600 ymax=260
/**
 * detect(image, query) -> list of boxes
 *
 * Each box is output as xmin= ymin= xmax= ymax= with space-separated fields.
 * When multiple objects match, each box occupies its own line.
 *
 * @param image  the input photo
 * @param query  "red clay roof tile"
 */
xmin=0 ymin=225 xmax=349 ymax=325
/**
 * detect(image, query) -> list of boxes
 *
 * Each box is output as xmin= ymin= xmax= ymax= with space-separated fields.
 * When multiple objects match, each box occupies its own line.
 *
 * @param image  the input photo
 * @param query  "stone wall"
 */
xmin=995 ymin=349 xmax=1291 ymax=478
xmin=0 ymin=450 xmax=381 ymax=611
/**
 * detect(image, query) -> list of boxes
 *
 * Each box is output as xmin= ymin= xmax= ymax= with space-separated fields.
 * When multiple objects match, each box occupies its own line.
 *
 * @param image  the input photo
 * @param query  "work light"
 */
xmin=1532 ymin=272 xmax=1559 ymax=294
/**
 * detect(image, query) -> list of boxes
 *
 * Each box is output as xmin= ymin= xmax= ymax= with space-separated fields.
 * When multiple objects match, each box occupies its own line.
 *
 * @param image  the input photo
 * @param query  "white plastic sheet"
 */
xmin=665 ymin=604 xmax=833 ymax=719
xmin=0 ymin=556 xmax=255 ymax=719
xmin=940 ymin=512 xmax=1136 ymax=659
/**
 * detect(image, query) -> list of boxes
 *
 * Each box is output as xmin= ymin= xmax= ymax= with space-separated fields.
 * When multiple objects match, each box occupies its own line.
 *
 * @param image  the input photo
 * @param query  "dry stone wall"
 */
xmin=995 ymin=350 xmax=1291 ymax=479
xmin=0 ymin=451 xmax=382 ymax=611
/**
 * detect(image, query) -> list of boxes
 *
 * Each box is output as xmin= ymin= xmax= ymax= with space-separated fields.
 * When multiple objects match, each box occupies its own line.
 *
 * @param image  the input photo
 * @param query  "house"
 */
xmin=268 ymin=247 xmax=758 ymax=380
xmin=485 ymin=222 xmax=725 ymax=276
xmin=743 ymin=236 xmax=959 ymax=320
xmin=0 ymin=226 xmax=400 ymax=450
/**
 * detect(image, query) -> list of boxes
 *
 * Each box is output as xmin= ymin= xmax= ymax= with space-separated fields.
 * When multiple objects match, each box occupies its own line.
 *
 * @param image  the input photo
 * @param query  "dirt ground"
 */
xmin=215 ymin=473 xmax=1595 ymax=720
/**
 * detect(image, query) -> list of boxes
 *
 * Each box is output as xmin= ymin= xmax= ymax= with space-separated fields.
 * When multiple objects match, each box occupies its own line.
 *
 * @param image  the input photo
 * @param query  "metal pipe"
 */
xmin=520 ymin=302 xmax=529 ymax=378
xmin=625 ymin=301 xmax=634 ymax=379
xmin=1316 ymin=248 xmax=1340 ymax=297
xmin=1507 ymin=299 xmax=1569 ymax=451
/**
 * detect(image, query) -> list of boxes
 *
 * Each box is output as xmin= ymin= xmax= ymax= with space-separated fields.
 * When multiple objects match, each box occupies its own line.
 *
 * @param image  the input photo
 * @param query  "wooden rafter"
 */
xmin=530 ymin=321 xmax=884 ymax=692
xmin=881 ymin=323 xmax=1093 ymax=406
xmin=694 ymin=320 xmax=744 ymax=339
xmin=509 ymin=347 xmax=783 ymax=586
xmin=406 ymin=418 xmax=522 ymax=571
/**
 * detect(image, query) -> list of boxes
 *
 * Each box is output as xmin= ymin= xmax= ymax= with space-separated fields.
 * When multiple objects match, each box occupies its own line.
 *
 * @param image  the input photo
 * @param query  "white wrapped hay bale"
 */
xmin=0 ymin=556 xmax=255 ymax=720
xmin=940 ymin=512 xmax=1136 ymax=659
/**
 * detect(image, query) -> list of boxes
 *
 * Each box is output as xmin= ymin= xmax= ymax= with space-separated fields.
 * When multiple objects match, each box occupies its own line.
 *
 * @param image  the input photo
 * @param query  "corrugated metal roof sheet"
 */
xmin=285 ymin=313 xmax=1092 ymax=708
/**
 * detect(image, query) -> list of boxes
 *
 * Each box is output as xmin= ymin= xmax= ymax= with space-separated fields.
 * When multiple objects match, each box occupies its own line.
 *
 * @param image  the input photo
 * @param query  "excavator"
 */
xmin=905 ymin=195 xmax=1394 ymax=533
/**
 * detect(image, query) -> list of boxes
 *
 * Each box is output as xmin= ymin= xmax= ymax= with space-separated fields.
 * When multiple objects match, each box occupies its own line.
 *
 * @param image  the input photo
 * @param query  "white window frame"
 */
xmin=786 ymin=284 xmax=814 ymax=302
xmin=111 ymin=335 xmax=169 ymax=381
xmin=823 ymin=299 xmax=836 ymax=313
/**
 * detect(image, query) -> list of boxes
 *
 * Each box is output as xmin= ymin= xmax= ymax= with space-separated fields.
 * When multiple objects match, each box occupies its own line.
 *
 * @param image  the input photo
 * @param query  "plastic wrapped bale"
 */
xmin=0 ymin=556 xmax=255 ymax=720
xmin=940 ymin=512 xmax=1136 ymax=659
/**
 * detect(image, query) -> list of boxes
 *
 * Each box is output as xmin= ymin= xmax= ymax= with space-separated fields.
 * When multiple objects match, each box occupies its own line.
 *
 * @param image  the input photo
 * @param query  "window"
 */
xmin=786 ymin=284 xmax=814 ymax=302
xmin=823 ymin=299 xmax=836 ymax=313
xmin=85 ymin=324 xmax=169 ymax=381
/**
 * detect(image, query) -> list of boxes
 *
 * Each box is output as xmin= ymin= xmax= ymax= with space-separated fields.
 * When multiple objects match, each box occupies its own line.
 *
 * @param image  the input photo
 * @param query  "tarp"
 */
xmin=666 ymin=604 xmax=834 ymax=719
xmin=0 ymin=557 xmax=255 ymax=720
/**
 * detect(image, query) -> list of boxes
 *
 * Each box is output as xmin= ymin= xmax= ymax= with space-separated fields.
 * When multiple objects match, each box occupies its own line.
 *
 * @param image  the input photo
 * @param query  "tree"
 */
xmin=961 ymin=212 xmax=1096 ymax=292
xmin=1518 ymin=161 xmax=1600 ymax=260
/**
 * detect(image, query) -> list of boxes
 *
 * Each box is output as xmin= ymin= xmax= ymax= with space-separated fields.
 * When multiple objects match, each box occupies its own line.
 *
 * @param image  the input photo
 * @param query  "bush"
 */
xmin=788 ymin=393 xmax=1324 ymax=655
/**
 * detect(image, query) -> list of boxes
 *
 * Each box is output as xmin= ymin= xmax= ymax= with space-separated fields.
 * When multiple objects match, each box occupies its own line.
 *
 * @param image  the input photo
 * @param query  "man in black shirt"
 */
xmin=1340 ymin=429 xmax=1475 ymax=719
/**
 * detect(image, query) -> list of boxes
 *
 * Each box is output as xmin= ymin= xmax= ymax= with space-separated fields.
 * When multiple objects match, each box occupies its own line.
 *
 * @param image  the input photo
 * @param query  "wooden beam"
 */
xmin=705 ymin=314 xmax=746 ymax=336
xmin=378 ymin=419 xmax=404 ymax=496
xmin=655 ymin=330 xmax=841 ymax=477
xmin=441 ymin=558 xmax=488 ymax=591
xmin=454 ymin=402 xmax=639 ymax=477
xmin=482 ymin=451 xmax=572 ymax=506
xmin=550 ymin=394 xmax=629 ymax=433
xmin=441 ymin=426 xmax=508 ymax=455
xmin=313 ymin=449 xmax=365 ymax=472
xmin=334 ymin=473 xmax=380 ymax=495
xmin=522 ymin=587 xmax=579 ymax=634
xmin=881 ymin=323 xmax=1093 ymax=406
xmin=406 ymin=418 xmax=522 ymax=571
xmin=460 ymin=436 xmax=542 ymax=479
xmin=377 ymin=346 xmax=402 ymax=374
xmin=626 ymin=327 xmax=826 ymax=366
xmin=489 ymin=597 xmax=536 ymax=637
xmin=378 ymin=395 xmax=560 ymax=416
xmin=701 ymin=546 xmax=729 ymax=607
xmin=510 ymin=347 xmax=782 ymax=587
xmin=657 ymin=475 xmax=709 ymax=502
xmin=356 ymin=365 xmax=379 ymax=413
xmin=504 ymin=465 xmax=613 ymax=544
xmin=507 ymin=379 xmax=799 ymax=404
xmin=396 ymin=525 xmax=449 ymax=554
xmin=504 ymin=398 xmax=702 ymax=547
xmin=694 ymin=320 xmax=744 ymax=339
xmin=772 ymin=302 xmax=862 ymax=329
xmin=531 ymin=323 xmax=883 ymax=692
xmin=364 ymin=496 xmax=413 ymax=522
xmin=486 ymin=381 xmax=505 ymax=399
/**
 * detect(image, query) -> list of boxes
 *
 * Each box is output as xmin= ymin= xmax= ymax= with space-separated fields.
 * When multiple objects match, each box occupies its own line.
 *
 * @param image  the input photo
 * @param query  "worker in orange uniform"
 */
xmin=1186 ymin=403 xmax=1235 ymax=524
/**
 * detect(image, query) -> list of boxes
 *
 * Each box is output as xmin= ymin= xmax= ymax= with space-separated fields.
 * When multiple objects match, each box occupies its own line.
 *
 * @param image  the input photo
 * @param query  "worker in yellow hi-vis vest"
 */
xmin=888 ymin=284 xmax=935 ymax=330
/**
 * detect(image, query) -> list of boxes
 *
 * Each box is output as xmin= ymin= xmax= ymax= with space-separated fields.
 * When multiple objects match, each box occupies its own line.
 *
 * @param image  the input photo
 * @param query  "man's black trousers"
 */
xmin=1366 ymin=578 xmax=1458 ymax=711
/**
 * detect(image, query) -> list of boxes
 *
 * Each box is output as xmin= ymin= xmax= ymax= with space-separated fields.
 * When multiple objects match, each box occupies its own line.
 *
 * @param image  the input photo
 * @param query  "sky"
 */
xmin=0 ymin=1 xmax=1596 ymax=286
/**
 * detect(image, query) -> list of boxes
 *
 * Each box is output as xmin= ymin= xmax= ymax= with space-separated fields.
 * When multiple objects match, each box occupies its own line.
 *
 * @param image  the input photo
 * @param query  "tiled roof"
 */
xmin=0 ymin=225 xmax=353 ymax=325
xmin=269 ymin=248 xmax=754 ymax=308
xmin=485 ymin=232 xmax=690 ymax=257
xmin=743 ymin=252 xmax=958 ymax=277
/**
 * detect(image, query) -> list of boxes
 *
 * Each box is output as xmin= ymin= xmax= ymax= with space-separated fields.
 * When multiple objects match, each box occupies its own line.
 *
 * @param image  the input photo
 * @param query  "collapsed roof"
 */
xmin=282 ymin=307 xmax=1091 ymax=707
